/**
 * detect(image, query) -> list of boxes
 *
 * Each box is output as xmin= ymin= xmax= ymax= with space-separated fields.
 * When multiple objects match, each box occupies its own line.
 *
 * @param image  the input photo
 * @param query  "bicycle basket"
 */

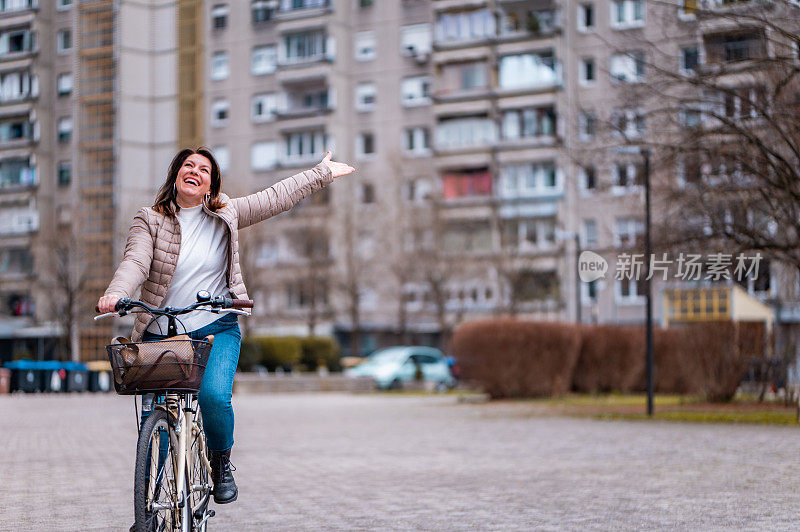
xmin=106 ymin=335 xmax=212 ymax=395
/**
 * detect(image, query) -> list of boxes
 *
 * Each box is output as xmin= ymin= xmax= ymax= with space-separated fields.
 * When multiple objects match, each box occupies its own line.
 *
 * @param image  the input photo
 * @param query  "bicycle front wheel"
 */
xmin=133 ymin=409 xmax=182 ymax=532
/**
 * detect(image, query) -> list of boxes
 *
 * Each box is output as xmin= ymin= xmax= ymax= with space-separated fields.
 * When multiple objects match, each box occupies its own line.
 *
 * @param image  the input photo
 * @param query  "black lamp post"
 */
xmin=616 ymin=146 xmax=654 ymax=417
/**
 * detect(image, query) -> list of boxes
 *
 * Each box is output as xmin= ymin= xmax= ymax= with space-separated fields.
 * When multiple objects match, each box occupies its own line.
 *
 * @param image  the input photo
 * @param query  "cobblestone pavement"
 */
xmin=1 ymin=393 xmax=799 ymax=531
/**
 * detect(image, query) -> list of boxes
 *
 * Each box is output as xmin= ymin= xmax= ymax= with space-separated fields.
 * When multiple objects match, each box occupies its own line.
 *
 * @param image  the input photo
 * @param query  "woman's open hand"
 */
xmin=320 ymin=151 xmax=355 ymax=179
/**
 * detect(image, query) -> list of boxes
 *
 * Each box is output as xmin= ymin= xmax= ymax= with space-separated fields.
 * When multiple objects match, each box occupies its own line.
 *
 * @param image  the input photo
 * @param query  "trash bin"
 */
xmin=39 ymin=361 xmax=67 ymax=393
xmin=86 ymin=360 xmax=112 ymax=393
xmin=63 ymin=361 xmax=89 ymax=393
xmin=5 ymin=360 xmax=41 ymax=393
xmin=0 ymin=368 xmax=10 ymax=394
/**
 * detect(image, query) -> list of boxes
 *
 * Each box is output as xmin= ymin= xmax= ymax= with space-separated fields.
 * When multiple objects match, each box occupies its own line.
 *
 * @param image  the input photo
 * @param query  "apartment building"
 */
xmin=1 ymin=0 xmax=796 ymax=361
xmin=0 ymin=0 xmax=180 ymax=362
xmin=203 ymin=0 xmax=800 ymax=354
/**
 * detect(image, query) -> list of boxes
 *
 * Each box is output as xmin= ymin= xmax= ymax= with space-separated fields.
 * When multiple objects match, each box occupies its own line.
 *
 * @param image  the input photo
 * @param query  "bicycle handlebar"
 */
xmin=94 ymin=292 xmax=254 ymax=317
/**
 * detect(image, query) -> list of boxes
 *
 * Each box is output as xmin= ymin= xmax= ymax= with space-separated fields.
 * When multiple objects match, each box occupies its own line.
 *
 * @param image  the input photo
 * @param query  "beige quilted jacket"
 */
xmin=104 ymin=162 xmax=334 ymax=340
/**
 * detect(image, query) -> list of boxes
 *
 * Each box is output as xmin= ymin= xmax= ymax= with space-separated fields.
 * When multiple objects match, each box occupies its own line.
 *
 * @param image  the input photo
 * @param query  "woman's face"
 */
xmin=175 ymin=153 xmax=212 ymax=207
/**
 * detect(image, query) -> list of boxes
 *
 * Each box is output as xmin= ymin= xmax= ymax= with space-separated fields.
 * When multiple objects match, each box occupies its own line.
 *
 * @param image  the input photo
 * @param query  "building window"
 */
xmin=57 ymin=30 xmax=71 ymax=54
xmin=612 ymin=162 xmax=644 ymax=194
xmin=251 ymin=93 xmax=277 ymax=122
xmin=284 ymin=130 xmax=326 ymax=163
xmin=355 ymin=82 xmax=376 ymax=111
xmin=251 ymin=142 xmax=278 ymax=171
xmin=611 ymin=108 xmax=646 ymax=138
xmin=252 ymin=0 xmax=275 ymax=23
xmin=403 ymin=127 xmax=431 ymax=156
xmin=360 ymin=0 xmax=373 ymax=7
xmin=211 ymin=4 xmax=228 ymax=29
xmin=56 ymin=73 xmax=72 ymax=96
xmin=610 ymin=51 xmax=645 ymax=83
xmin=211 ymin=99 xmax=229 ymax=127
xmin=211 ymin=51 xmax=229 ymax=80
xmin=583 ymin=219 xmax=598 ymax=247
xmin=360 ymin=182 xmax=375 ymax=204
xmin=615 ymin=217 xmax=644 ymax=247
xmin=578 ymin=4 xmax=594 ymax=31
xmin=580 ymin=58 xmax=595 ymax=85
xmin=436 ymin=116 xmax=496 ymax=149
xmin=214 ymin=146 xmax=230 ymax=172
xmin=57 ymin=161 xmax=71 ymax=187
xmin=679 ymin=0 xmax=698 ymax=19
xmin=435 ymin=8 xmax=495 ymax=43
xmin=282 ymin=30 xmax=327 ymax=63
xmin=580 ymin=166 xmax=596 ymax=192
xmin=356 ymin=132 xmax=375 ymax=159
xmin=499 ymin=162 xmax=559 ymax=199
xmin=400 ymin=23 xmax=431 ymax=57
xmin=57 ymin=117 xmax=72 ymax=143
xmin=579 ymin=111 xmax=595 ymax=141
xmin=438 ymin=61 xmax=488 ymax=94
xmin=501 ymin=107 xmax=556 ymax=140
xmin=498 ymin=52 xmax=558 ymax=90
xmin=400 ymin=76 xmax=431 ymax=106
xmin=354 ymin=31 xmax=376 ymax=61
xmin=611 ymin=0 xmax=645 ymax=29
xmin=58 ymin=0 xmax=72 ymax=9
xmin=681 ymin=46 xmax=699 ymax=73
xmin=442 ymin=168 xmax=492 ymax=200
xmin=251 ymin=45 xmax=277 ymax=75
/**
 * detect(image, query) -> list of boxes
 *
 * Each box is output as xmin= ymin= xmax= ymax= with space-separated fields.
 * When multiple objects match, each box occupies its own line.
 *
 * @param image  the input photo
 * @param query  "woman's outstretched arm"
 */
xmin=97 ymin=209 xmax=155 ymax=312
xmin=232 ymin=151 xmax=354 ymax=229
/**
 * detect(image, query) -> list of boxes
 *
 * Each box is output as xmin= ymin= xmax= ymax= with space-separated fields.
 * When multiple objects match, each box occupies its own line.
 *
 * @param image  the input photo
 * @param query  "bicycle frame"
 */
xmin=152 ymin=392 xmax=213 ymax=531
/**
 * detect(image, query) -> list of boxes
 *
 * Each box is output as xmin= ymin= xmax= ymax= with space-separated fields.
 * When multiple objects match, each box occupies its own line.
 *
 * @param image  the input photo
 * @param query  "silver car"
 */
xmin=344 ymin=346 xmax=456 ymax=390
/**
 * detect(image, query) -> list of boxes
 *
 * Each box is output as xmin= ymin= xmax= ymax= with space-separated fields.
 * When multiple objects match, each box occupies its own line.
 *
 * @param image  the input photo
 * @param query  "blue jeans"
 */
xmin=143 ymin=313 xmax=241 ymax=451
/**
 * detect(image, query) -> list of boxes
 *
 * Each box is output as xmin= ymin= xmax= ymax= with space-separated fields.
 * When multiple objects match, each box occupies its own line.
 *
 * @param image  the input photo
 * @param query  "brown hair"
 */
xmin=153 ymin=147 xmax=226 ymax=216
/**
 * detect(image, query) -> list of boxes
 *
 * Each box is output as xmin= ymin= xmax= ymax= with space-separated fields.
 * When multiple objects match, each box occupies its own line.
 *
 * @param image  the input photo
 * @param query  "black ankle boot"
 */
xmin=210 ymin=448 xmax=238 ymax=504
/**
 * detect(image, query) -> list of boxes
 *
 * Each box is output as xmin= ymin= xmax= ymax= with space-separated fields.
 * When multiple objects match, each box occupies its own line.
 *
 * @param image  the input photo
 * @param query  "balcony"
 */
xmin=0 ymin=70 xmax=37 ymax=105
xmin=275 ymin=0 xmax=331 ymax=21
xmin=0 ymin=28 xmax=37 ymax=62
xmin=0 ymin=205 xmax=38 ymax=236
xmin=0 ymin=0 xmax=37 ymax=18
xmin=0 ymin=160 xmax=36 ymax=192
xmin=275 ymin=81 xmax=334 ymax=120
xmin=441 ymin=169 xmax=492 ymax=203
xmin=435 ymin=117 xmax=496 ymax=152
xmin=497 ymin=53 xmax=561 ymax=94
xmin=277 ymin=32 xmax=334 ymax=69
xmin=498 ymin=9 xmax=560 ymax=42
xmin=703 ymin=32 xmax=765 ymax=64
xmin=0 ymin=118 xmax=34 ymax=148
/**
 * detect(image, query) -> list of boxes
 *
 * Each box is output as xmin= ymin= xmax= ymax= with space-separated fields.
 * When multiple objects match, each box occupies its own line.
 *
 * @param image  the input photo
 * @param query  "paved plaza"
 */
xmin=0 ymin=392 xmax=799 ymax=531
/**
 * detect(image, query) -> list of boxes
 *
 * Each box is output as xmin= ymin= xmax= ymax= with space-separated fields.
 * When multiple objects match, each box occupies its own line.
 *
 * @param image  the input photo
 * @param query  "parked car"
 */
xmin=344 ymin=346 xmax=456 ymax=390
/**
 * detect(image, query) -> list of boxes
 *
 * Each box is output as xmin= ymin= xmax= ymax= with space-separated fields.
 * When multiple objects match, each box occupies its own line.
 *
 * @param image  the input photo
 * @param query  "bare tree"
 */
xmin=44 ymin=232 xmax=88 ymax=362
xmin=285 ymin=224 xmax=333 ymax=335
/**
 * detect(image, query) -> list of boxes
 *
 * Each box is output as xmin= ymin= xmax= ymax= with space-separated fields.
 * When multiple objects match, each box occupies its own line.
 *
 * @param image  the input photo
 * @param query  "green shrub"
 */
xmin=297 ymin=336 xmax=341 ymax=372
xmin=238 ymin=340 xmax=261 ymax=372
xmin=244 ymin=336 xmax=302 ymax=371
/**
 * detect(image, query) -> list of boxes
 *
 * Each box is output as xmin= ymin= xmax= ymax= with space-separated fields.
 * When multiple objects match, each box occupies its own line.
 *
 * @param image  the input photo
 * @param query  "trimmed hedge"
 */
xmin=241 ymin=337 xmax=302 ymax=372
xmin=453 ymin=319 xmax=582 ymax=399
xmin=239 ymin=336 xmax=341 ymax=372
xmin=453 ymin=319 xmax=767 ymax=402
xmin=572 ymin=326 xmax=644 ymax=394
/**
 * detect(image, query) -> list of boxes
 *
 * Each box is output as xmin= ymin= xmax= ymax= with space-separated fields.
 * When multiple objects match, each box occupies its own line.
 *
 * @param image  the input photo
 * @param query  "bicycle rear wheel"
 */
xmin=133 ymin=409 xmax=182 ymax=531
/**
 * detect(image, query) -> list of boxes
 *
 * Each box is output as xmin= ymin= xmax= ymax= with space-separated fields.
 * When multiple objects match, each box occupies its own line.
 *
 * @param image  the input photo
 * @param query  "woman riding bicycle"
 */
xmin=97 ymin=147 xmax=354 ymax=504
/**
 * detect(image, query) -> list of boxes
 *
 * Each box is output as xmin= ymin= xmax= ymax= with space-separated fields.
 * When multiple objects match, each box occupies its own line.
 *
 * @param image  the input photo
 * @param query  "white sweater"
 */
xmin=146 ymin=204 xmax=230 ymax=334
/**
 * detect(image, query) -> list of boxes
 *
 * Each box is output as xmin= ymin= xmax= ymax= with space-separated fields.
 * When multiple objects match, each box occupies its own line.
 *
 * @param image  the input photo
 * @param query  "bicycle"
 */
xmin=95 ymin=291 xmax=253 ymax=532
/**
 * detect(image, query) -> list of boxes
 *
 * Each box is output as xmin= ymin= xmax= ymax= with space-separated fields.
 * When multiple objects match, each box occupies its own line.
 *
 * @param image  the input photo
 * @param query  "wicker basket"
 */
xmin=106 ymin=336 xmax=212 ymax=395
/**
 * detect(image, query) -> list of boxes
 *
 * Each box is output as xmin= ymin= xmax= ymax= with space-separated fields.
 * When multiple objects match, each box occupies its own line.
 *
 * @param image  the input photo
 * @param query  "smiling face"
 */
xmin=175 ymin=153 xmax=212 ymax=208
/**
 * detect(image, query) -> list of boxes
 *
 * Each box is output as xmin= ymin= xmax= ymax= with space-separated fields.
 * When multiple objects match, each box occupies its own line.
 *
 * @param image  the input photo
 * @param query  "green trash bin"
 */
xmin=86 ymin=360 xmax=112 ymax=393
